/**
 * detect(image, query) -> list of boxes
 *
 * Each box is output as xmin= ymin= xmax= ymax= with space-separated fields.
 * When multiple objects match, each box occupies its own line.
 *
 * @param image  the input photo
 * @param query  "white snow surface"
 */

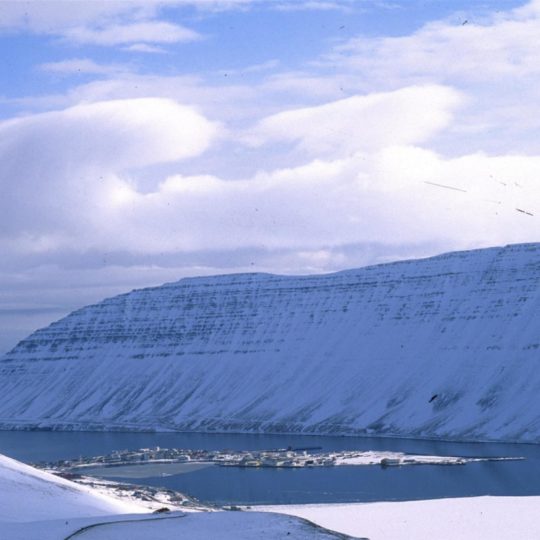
xmin=0 ymin=454 xmax=354 ymax=540
xmin=2 ymin=512 xmax=359 ymax=540
xmin=71 ymin=512 xmax=357 ymax=539
xmin=332 ymin=450 xmax=511 ymax=466
xmin=0 ymin=454 xmax=148 ymax=523
xmin=257 ymin=497 xmax=540 ymax=540
xmin=0 ymin=242 xmax=539 ymax=442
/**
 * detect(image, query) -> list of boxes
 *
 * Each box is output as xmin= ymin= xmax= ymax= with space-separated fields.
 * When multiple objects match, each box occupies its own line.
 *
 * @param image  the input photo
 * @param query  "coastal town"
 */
xmin=37 ymin=446 xmax=520 ymax=474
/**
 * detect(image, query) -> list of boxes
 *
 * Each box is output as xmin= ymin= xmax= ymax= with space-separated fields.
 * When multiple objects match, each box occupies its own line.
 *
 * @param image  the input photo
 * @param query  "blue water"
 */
xmin=1 ymin=431 xmax=539 ymax=505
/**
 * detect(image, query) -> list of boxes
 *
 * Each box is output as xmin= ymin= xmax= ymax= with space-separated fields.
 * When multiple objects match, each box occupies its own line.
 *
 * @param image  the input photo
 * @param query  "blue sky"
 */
xmin=0 ymin=0 xmax=523 ymax=112
xmin=0 ymin=0 xmax=538 ymax=353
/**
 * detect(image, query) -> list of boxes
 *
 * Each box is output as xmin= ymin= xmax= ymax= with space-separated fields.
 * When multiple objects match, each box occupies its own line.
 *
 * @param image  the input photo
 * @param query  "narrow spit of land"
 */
xmin=38 ymin=445 xmax=523 ymax=475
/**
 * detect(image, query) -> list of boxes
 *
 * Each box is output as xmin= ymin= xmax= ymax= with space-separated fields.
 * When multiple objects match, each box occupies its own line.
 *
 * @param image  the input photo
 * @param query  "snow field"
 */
xmin=257 ymin=496 xmax=540 ymax=540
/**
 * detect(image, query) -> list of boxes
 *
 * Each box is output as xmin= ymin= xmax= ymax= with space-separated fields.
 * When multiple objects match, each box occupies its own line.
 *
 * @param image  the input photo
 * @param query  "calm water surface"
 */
xmin=1 ymin=431 xmax=539 ymax=505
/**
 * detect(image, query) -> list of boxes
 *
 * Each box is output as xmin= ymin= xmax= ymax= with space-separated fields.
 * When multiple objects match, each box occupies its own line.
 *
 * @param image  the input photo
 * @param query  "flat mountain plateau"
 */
xmin=0 ymin=243 xmax=538 ymax=442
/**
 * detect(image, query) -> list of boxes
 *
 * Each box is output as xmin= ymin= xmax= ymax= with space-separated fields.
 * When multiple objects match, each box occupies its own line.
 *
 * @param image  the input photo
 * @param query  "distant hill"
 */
xmin=0 ymin=243 xmax=539 ymax=442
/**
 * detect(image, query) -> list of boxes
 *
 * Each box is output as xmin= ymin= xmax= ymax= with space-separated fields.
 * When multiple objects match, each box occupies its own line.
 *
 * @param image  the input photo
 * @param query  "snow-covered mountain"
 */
xmin=0 ymin=243 xmax=539 ymax=442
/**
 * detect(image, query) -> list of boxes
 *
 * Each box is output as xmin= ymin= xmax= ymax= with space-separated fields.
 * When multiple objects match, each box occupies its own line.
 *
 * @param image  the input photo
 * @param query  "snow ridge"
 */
xmin=0 ymin=243 xmax=539 ymax=442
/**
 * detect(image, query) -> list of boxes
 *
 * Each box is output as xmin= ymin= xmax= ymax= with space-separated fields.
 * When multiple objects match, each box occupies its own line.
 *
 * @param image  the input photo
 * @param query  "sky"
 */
xmin=0 ymin=0 xmax=538 ymax=353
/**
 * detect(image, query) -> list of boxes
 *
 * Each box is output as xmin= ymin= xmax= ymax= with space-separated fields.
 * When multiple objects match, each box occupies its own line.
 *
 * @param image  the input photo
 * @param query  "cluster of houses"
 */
xmin=41 ymin=446 xmax=405 ymax=471
xmin=39 ymin=447 xmax=516 ymax=477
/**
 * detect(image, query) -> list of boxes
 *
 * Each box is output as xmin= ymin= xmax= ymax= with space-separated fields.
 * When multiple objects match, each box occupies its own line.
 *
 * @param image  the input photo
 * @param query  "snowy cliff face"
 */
xmin=0 ymin=243 xmax=539 ymax=442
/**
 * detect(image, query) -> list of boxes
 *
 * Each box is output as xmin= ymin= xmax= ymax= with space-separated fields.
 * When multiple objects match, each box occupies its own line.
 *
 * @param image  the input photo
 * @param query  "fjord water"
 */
xmin=1 ymin=431 xmax=540 ymax=505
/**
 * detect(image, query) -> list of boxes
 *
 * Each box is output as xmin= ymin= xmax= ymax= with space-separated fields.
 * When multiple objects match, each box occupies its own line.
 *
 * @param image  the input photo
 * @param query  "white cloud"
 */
xmin=0 ymin=1 xmax=148 ymax=33
xmin=0 ymin=1 xmax=203 ymax=50
xmin=0 ymin=98 xmax=220 ymax=247
xmin=248 ymin=85 xmax=463 ymax=157
xmin=216 ymin=59 xmax=280 ymax=76
xmin=326 ymin=1 xmax=540 ymax=85
xmin=274 ymin=1 xmax=353 ymax=12
xmin=39 ymin=58 xmax=126 ymax=75
xmin=63 ymin=21 xmax=200 ymax=46
xmin=130 ymin=148 xmax=538 ymax=253
xmin=0 ymin=1 xmax=253 ymax=33
xmin=1 ymin=97 xmax=218 ymax=169
xmin=302 ymin=0 xmax=540 ymax=156
xmin=123 ymin=43 xmax=168 ymax=54
xmin=262 ymin=71 xmax=349 ymax=100
xmin=34 ymin=73 xmax=259 ymax=124
xmin=1 ymin=90 xmax=537 ymax=260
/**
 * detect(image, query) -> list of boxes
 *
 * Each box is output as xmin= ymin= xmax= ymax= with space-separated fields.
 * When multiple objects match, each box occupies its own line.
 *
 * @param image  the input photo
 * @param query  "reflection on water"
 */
xmin=1 ymin=431 xmax=539 ymax=505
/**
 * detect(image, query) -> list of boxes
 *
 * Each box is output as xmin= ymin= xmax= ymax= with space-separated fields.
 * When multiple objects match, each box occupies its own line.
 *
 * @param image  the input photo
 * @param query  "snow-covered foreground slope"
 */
xmin=258 ymin=497 xmax=540 ymax=540
xmin=0 ymin=454 xmax=147 ymax=523
xmin=0 ymin=243 xmax=539 ymax=442
xmin=0 ymin=453 xmax=357 ymax=539
xmin=3 ymin=512 xmax=359 ymax=540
